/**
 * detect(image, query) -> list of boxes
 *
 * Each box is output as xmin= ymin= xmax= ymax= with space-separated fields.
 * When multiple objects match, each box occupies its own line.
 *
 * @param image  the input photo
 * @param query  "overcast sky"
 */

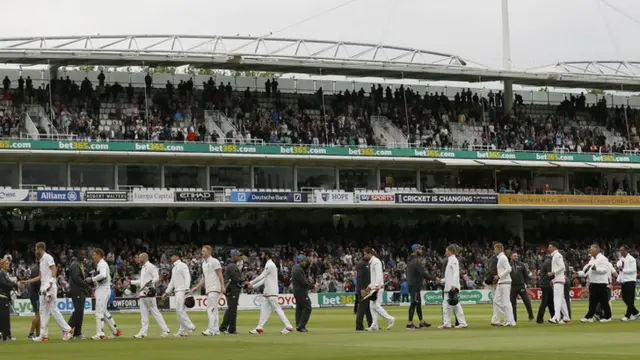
xmin=3 ymin=0 xmax=640 ymax=71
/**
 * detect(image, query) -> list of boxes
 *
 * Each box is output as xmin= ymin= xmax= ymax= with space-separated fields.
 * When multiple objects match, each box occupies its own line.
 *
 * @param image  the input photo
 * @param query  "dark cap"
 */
xmin=229 ymin=249 xmax=241 ymax=257
xmin=411 ymin=244 xmax=423 ymax=252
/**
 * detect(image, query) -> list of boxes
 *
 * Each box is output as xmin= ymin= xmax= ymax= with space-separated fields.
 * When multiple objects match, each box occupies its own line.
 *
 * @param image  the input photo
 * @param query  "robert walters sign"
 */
xmin=36 ymin=190 xmax=82 ymax=202
xmin=395 ymin=193 xmax=498 ymax=205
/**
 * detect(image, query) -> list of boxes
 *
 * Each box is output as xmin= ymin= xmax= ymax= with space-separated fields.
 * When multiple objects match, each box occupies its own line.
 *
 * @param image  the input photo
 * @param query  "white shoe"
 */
xmin=30 ymin=336 xmax=45 ymax=342
xmin=280 ymin=327 xmax=294 ymax=334
xmin=632 ymin=314 xmax=640 ymax=321
xmin=62 ymin=331 xmax=72 ymax=341
xmin=621 ymin=317 xmax=629 ymax=322
xmin=365 ymin=325 xmax=379 ymax=331
xmin=134 ymin=334 xmax=146 ymax=339
xmin=387 ymin=317 xmax=396 ymax=330
xmin=454 ymin=324 xmax=468 ymax=329
xmin=437 ymin=325 xmax=452 ymax=329
xmin=201 ymin=330 xmax=214 ymax=336
xmin=503 ymin=322 xmax=516 ymax=327
xmin=599 ymin=318 xmax=611 ymax=323
xmin=580 ymin=318 xmax=594 ymax=323
xmin=160 ymin=332 xmax=169 ymax=338
xmin=91 ymin=334 xmax=106 ymax=340
xmin=173 ymin=332 xmax=186 ymax=338
xmin=249 ymin=328 xmax=264 ymax=335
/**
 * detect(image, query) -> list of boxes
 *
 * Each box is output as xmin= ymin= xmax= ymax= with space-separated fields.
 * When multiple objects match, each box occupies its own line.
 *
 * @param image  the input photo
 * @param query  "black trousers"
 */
xmin=355 ymin=294 xmax=372 ymax=330
xmin=294 ymin=292 xmax=312 ymax=329
xmin=0 ymin=297 xmax=10 ymax=341
xmin=220 ymin=293 xmax=239 ymax=333
xmin=67 ymin=293 xmax=86 ymax=336
xmin=564 ymin=283 xmax=572 ymax=319
xmin=354 ymin=293 xmax=361 ymax=314
xmin=621 ymin=282 xmax=639 ymax=318
xmin=586 ymin=283 xmax=611 ymax=320
xmin=510 ymin=284 xmax=534 ymax=322
xmin=536 ymin=286 xmax=555 ymax=322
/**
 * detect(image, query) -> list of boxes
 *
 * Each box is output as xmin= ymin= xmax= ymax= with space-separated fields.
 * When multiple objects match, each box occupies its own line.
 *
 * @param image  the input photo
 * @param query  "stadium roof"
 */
xmin=1 ymin=35 xmax=640 ymax=91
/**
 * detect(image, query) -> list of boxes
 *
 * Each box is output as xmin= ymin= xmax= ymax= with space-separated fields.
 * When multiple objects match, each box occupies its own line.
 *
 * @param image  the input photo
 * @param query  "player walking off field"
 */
xmin=191 ymin=246 xmax=224 ymax=336
xmin=439 ymin=245 xmax=468 ymax=329
xmin=492 ymin=243 xmax=515 ymax=327
xmin=87 ymin=248 xmax=123 ymax=340
xmin=548 ymin=242 xmax=570 ymax=324
xmin=163 ymin=253 xmax=196 ymax=337
xmin=247 ymin=251 xmax=294 ymax=335
xmin=132 ymin=253 xmax=170 ymax=338
xmin=362 ymin=247 xmax=395 ymax=331
xmin=20 ymin=242 xmax=73 ymax=342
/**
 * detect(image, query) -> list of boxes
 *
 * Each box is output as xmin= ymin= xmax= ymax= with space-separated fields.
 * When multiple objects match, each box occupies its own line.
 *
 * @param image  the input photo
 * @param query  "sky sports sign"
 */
xmin=395 ymin=193 xmax=498 ymax=205
xmin=230 ymin=191 xmax=308 ymax=203
xmin=174 ymin=191 xmax=216 ymax=202
xmin=354 ymin=193 xmax=395 ymax=203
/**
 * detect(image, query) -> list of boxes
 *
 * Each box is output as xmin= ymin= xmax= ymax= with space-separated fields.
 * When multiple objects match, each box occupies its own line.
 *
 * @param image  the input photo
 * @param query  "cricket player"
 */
xmin=362 ymin=247 xmax=395 ymax=331
xmin=247 ymin=251 xmax=294 ymax=335
xmin=163 ymin=253 xmax=195 ymax=337
xmin=86 ymin=248 xmax=123 ymax=340
xmin=20 ymin=242 xmax=72 ymax=342
xmin=190 ymin=245 xmax=224 ymax=336
xmin=131 ymin=253 xmax=170 ymax=338
xmin=492 ymin=243 xmax=515 ymax=326
xmin=617 ymin=245 xmax=639 ymax=321
xmin=439 ymin=245 xmax=468 ymax=329
xmin=548 ymin=242 xmax=570 ymax=324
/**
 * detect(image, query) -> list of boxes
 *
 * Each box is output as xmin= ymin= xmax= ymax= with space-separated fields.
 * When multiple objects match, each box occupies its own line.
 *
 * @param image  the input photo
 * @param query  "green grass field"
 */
xmin=1 ymin=303 xmax=638 ymax=359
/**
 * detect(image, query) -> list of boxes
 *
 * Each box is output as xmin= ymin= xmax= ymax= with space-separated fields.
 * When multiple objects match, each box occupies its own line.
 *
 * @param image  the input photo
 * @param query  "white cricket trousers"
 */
xmin=490 ymin=285 xmax=499 ymax=323
xmin=442 ymin=298 xmax=467 ymax=327
xmin=174 ymin=291 xmax=195 ymax=333
xmin=369 ymin=290 xmax=393 ymax=328
xmin=256 ymin=296 xmax=292 ymax=330
xmin=139 ymin=297 xmax=169 ymax=335
xmin=95 ymin=288 xmax=118 ymax=336
xmin=493 ymin=283 xmax=515 ymax=324
xmin=206 ymin=292 xmax=221 ymax=333
xmin=39 ymin=289 xmax=71 ymax=337
xmin=551 ymin=283 xmax=570 ymax=322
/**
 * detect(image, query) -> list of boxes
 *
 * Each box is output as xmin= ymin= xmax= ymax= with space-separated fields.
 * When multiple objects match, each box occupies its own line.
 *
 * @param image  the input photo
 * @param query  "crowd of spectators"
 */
xmin=1 ymin=212 xmax=637 ymax=302
xmin=2 ymin=72 xmax=639 ymax=154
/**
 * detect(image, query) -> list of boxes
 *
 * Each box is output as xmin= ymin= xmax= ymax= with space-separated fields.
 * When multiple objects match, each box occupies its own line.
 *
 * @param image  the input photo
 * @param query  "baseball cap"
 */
xmin=296 ymin=255 xmax=306 ymax=262
xmin=229 ymin=249 xmax=241 ymax=256
xmin=411 ymin=244 xmax=423 ymax=252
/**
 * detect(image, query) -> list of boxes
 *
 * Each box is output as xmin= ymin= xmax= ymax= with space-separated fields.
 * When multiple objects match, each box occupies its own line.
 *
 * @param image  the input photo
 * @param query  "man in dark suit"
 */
xmin=0 ymin=257 xmax=17 ymax=341
xmin=509 ymin=251 xmax=534 ymax=322
xmin=536 ymin=253 xmax=555 ymax=323
xmin=67 ymin=250 xmax=91 ymax=339
xmin=355 ymin=258 xmax=372 ymax=331
xmin=220 ymin=250 xmax=243 ymax=334
xmin=292 ymin=255 xmax=312 ymax=332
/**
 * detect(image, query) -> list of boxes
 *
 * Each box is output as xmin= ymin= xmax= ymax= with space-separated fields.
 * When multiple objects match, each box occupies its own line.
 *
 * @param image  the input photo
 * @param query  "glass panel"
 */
xmin=338 ymin=168 xmax=376 ymax=191
xmin=70 ymin=164 xmax=114 ymax=188
xmin=22 ymin=163 xmax=66 ymax=187
xmin=0 ymin=163 xmax=18 ymax=188
xmin=117 ymin=165 xmax=161 ymax=188
xmin=254 ymin=166 xmax=293 ymax=189
xmin=420 ymin=170 xmax=455 ymax=191
xmin=379 ymin=169 xmax=416 ymax=189
xmin=164 ymin=166 xmax=207 ymax=189
xmin=297 ymin=167 xmax=336 ymax=190
xmin=210 ymin=166 xmax=251 ymax=188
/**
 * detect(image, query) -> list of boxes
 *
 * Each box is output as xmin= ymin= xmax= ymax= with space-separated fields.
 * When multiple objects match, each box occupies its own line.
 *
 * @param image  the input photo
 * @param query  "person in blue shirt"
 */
xmin=400 ymin=278 xmax=409 ymax=303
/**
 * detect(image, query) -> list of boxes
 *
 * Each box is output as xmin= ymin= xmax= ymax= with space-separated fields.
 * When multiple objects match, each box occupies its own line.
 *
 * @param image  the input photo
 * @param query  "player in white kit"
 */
xmin=191 ymin=245 xmax=224 ymax=336
xmin=86 ymin=248 xmax=122 ymax=340
xmin=132 ymin=253 xmax=170 ymax=338
xmin=20 ymin=242 xmax=72 ymax=342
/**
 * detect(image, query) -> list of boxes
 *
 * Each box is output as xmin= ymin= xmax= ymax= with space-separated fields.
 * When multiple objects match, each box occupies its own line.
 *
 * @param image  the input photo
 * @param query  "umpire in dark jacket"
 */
xmin=67 ymin=250 xmax=91 ymax=338
xmin=0 ymin=257 xmax=17 ymax=341
xmin=220 ymin=250 xmax=243 ymax=334
xmin=509 ymin=251 xmax=534 ymax=322
xmin=355 ymin=258 xmax=372 ymax=331
xmin=406 ymin=244 xmax=432 ymax=328
xmin=536 ymin=254 xmax=555 ymax=323
xmin=292 ymin=255 xmax=312 ymax=332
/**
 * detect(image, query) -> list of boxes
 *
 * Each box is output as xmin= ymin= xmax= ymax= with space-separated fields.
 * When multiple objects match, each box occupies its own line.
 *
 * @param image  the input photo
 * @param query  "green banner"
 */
xmin=317 ymin=292 xmax=356 ymax=307
xmin=1 ymin=139 xmax=637 ymax=164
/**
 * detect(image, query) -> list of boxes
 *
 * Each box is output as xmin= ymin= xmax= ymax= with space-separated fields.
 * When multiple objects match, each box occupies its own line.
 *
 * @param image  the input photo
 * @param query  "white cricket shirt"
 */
xmin=250 ymin=259 xmax=279 ymax=296
xmin=202 ymin=256 xmax=222 ymax=293
xmin=39 ymin=253 xmax=56 ymax=292
xmin=92 ymin=259 xmax=111 ymax=290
